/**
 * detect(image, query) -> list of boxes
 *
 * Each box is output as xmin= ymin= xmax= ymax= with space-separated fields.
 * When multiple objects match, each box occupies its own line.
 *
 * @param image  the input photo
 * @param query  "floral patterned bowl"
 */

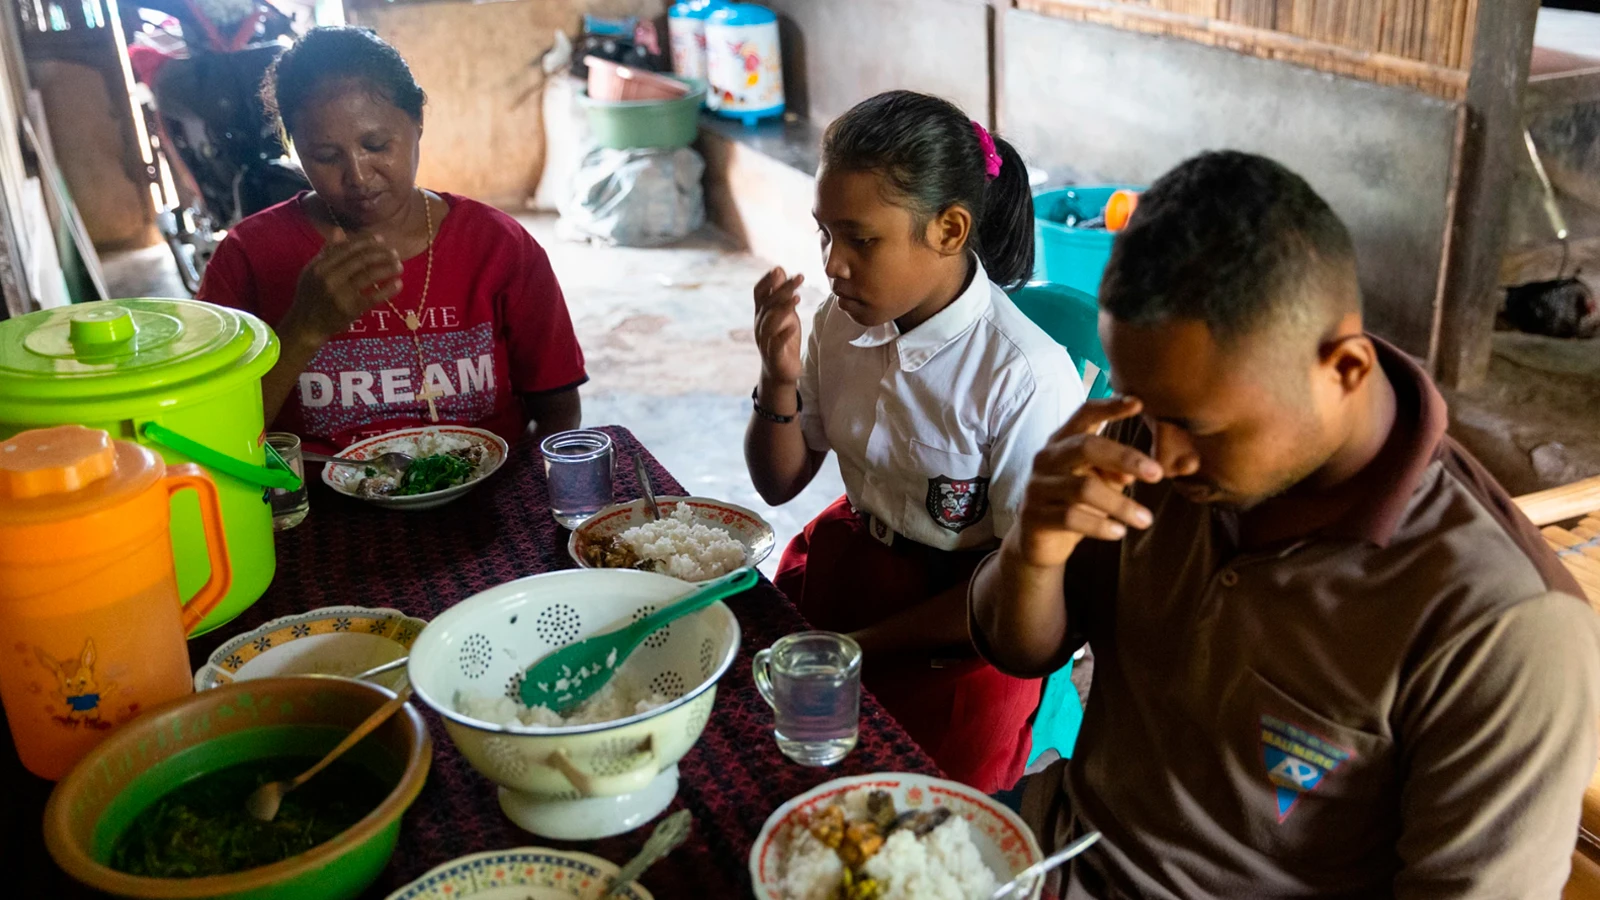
xmin=385 ymin=847 xmax=654 ymax=900
xmin=567 ymin=496 xmax=776 ymax=583
xmin=748 ymin=773 xmax=1045 ymax=900
xmin=322 ymin=425 xmax=509 ymax=511
xmin=194 ymin=606 xmax=428 ymax=692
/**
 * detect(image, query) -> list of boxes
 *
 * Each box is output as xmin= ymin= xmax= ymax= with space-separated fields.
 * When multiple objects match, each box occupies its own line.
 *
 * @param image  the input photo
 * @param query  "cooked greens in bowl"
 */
xmin=322 ymin=426 xmax=509 ymax=511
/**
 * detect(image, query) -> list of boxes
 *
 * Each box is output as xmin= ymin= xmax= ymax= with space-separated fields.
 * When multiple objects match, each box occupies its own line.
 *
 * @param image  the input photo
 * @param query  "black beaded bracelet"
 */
xmin=752 ymin=386 xmax=802 ymax=424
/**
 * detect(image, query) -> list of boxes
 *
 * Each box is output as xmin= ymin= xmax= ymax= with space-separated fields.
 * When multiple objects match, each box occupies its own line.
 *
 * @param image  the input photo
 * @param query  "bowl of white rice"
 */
xmin=407 ymin=568 xmax=741 ymax=841
xmin=750 ymin=774 xmax=1044 ymax=900
xmin=569 ymin=496 xmax=775 ymax=583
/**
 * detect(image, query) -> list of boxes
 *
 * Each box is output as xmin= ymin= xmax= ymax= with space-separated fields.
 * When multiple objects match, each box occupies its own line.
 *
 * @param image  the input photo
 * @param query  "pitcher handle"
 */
xmin=752 ymin=648 xmax=777 ymax=710
xmin=165 ymin=463 xmax=234 ymax=635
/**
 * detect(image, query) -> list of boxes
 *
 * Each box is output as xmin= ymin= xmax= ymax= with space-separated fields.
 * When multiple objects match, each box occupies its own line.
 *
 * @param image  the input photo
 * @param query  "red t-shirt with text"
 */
xmin=199 ymin=193 xmax=586 ymax=453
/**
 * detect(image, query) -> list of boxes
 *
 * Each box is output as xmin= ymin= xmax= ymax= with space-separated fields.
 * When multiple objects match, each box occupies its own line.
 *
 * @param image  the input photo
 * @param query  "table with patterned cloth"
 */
xmin=3 ymin=426 xmax=942 ymax=898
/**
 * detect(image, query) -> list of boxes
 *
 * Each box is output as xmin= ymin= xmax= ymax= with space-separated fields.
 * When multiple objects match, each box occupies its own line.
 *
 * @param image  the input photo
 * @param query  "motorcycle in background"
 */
xmin=126 ymin=0 xmax=306 ymax=294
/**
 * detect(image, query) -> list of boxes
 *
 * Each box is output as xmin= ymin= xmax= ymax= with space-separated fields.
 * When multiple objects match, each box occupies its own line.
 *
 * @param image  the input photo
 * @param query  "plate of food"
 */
xmin=567 ymin=496 xmax=776 ymax=583
xmin=750 ymin=773 xmax=1044 ymax=900
xmin=322 ymin=426 xmax=508 ymax=510
xmin=384 ymin=847 xmax=654 ymax=899
xmin=194 ymin=605 xmax=427 ymax=692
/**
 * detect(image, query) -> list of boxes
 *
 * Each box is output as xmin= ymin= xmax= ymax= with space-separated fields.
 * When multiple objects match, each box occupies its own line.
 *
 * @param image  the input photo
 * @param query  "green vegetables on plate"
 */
xmin=361 ymin=453 xmax=478 ymax=496
xmin=110 ymin=757 xmax=389 ymax=878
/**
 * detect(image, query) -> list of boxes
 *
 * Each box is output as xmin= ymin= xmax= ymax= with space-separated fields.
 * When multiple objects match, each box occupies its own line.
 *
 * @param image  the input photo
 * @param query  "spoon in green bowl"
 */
xmin=246 ymin=684 xmax=413 ymax=823
xmin=518 ymin=567 xmax=759 ymax=713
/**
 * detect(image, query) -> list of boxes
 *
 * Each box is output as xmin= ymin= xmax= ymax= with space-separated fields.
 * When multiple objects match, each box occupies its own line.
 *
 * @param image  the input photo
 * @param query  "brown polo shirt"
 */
xmin=976 ymin=340 xmax=1600 ymax=899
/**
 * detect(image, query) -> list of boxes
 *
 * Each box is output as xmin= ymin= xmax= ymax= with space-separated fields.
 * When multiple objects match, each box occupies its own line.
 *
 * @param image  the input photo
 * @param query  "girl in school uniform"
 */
xmin=745 ymin=90 xmax=1085 ymax=792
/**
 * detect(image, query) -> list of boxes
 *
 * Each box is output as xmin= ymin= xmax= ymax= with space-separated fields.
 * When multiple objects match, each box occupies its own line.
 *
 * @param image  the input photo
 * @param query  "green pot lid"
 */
xmin=0 ymin=299 xmax=274 ymax=401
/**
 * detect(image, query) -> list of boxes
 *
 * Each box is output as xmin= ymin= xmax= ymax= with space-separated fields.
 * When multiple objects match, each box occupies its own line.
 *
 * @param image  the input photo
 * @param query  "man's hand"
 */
xmin=1015 ymin=396 xmax=1165 ymax=567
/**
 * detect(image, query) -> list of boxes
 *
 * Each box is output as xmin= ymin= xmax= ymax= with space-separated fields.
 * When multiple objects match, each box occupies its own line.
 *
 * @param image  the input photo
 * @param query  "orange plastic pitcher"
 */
xmin=0 ymin=425 xmax=231 ymax=780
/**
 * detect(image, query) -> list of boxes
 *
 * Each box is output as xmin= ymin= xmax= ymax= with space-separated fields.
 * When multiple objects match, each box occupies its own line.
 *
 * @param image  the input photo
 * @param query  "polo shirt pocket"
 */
xmin=905 ymin=438 xmax=992 ymax=537
xmin=1229 ymin=668 xmax=1396 ymax=870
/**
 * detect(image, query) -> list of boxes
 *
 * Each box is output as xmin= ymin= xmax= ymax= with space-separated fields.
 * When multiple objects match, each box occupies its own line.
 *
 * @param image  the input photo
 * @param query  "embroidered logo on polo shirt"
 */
xmin=926 ymin=475 xmax=990 ymax=533
xmin=1261 ymin=713 xmax=1354 ymax=822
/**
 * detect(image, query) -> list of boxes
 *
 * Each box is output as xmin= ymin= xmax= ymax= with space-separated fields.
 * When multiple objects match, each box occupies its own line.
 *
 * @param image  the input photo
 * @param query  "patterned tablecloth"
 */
xmin=2 ymin=426 xmax=942 ymax=898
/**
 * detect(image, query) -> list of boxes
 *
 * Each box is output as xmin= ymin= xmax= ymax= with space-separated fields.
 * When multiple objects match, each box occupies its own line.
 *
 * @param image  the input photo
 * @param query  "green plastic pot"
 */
xmin=44 ymin=677 xmax=431 ymax=900
xmin=579 ymin=81 xmax=708 ymax=150
xmin=0 ymin=299 xmax=295 ymax=635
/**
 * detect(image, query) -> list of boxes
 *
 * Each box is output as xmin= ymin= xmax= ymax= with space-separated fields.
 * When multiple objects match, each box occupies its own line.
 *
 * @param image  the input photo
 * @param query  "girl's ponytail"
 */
xmin=975 ymin=135 xmax=1034 ymax=291
xmin=822 ymin=91 xmax=1036 ymax=292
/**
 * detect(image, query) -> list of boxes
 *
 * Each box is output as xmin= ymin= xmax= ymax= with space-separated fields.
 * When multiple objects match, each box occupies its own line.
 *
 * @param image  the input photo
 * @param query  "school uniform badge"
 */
xmin=926 ymin=475 xmax=990 ymax=533
xmin=1260 ymin=713 xmax=1354 ymax=822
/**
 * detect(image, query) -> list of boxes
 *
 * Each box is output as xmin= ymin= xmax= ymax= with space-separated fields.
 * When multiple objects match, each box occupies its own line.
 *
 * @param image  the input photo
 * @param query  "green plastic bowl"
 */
xmin=44 ymin=677 xmax=431 ymax=900
xmin=579 ymin=81 xmax=707 ymax=150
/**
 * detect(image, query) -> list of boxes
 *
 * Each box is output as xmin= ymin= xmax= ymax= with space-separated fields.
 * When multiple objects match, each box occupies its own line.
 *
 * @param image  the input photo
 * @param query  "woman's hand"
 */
xmin=1014 ymin=397 xmax=1165 ymax=568
xmin=282 ymin=229 xmax=404 ymax=347
xmin=753 ymin=267 xmax=805 ymax=387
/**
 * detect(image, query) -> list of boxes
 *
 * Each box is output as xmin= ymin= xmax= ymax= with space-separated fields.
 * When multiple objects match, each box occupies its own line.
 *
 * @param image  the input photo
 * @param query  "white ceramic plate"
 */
xmin=194 ymin=605 xmax=427 ymax=692
xmin=749 ymin=773 xmax=1045 ymax=900
xmin=567 ymin=496 xmax=776 ymax=583
xmin=322 ymin=425 xmax=509 ymax=511
xmin=384 ymin=847 xmax=654 ymax=900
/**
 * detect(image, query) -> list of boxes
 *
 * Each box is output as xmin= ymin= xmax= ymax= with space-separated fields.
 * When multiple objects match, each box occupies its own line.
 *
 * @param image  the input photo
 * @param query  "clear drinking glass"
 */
xmin=541 ymin=429 xmax=615 ymax=528
xmin=265 ymin=432 xmax=309 ymax=531
xmin=754 ymin=631 xmax=862 ymax=766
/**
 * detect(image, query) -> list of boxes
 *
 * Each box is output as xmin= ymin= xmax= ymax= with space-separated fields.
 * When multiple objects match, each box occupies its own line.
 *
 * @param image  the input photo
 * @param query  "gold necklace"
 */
xmin=321 ymin=188 xmax=441 ymax=422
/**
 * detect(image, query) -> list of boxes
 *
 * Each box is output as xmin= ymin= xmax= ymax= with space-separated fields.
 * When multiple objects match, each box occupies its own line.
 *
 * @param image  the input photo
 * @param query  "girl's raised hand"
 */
xmin=753 ymin=267 xmax=805 ymax=386
xmin=287 ymin=228 xmax=405 ymax=344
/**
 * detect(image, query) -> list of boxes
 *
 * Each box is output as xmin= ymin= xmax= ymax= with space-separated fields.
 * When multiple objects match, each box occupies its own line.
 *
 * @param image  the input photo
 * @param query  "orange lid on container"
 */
xmin=1105 ymin=190 xmax=1140 ymax=232
xmin=0 ymin=425 xmax=163 ymax=525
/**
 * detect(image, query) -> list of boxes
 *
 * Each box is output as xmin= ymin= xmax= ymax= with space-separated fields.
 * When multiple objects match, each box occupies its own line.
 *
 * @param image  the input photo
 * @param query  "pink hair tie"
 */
xmin=971 ymin=121 xmax=1002 ymax=181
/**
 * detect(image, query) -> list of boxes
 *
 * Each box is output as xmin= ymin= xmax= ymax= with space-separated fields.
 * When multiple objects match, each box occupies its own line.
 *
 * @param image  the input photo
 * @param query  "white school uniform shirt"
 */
xmin=797 ymin=261 xmax=1085 ymax=552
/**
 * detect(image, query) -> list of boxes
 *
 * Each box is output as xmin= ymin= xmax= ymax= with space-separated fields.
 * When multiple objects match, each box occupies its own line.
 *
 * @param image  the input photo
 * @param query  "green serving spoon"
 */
xmin=518 ymin=567 xmax=759 ymax=713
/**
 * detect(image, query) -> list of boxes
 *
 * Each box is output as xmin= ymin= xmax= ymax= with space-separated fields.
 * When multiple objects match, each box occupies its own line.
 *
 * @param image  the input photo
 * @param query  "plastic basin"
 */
xmin=579 ymin=82 xmax=708 ymax=150
xmin=1033 ymin=185 xmax=1143 ymax=297
xmin=44 ymin=677 xmax=431 ymax=900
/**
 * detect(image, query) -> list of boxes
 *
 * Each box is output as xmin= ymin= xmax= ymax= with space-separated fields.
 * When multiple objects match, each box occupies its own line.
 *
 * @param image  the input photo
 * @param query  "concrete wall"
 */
xmin=1001 ymin=11 xmax=1462 ymax=361
xmin=351 ymin=0 xmax=662 ymax=207
xmin=762 ymin=0 xmax=991 ymax=129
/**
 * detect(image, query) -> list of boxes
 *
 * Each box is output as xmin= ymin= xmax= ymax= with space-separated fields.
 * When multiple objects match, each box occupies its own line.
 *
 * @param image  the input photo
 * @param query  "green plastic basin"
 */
xmin=579 ymin=81 xmax=708 ymax=150
xmin=44 ymin=677 xmax=432 ymax=900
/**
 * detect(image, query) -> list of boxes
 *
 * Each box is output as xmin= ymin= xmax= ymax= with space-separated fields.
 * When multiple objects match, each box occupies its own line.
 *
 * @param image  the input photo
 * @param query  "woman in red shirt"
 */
xmin=199 ymin=26 xmax=586 ymax=453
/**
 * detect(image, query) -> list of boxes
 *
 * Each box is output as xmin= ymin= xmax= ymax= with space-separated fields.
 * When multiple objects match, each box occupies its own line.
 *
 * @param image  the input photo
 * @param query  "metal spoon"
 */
xmin=989 ymin=831 xmax=1103 ymax=900
xmin=245 ymin=685 xmax=413 ymax=822
xmin=354 ymin=657 xmax=408 ymax=681
xmin=633 ymin=454 xmax=661 ymax=521
xmin=602 ymin=809 xmax=692 ymax=897
xmin=304 ymin=450 xmax=415 ymax=477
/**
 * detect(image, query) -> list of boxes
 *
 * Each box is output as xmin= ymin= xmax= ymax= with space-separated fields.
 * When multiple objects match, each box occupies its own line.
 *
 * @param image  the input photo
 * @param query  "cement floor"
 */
xmin=100 ymin=218 xmax=844 ymax=575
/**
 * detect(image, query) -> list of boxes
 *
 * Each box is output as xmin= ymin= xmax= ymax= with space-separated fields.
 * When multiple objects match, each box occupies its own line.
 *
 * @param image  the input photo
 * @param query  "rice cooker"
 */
xmin=0 ymin=299 xmax=295 ymax=636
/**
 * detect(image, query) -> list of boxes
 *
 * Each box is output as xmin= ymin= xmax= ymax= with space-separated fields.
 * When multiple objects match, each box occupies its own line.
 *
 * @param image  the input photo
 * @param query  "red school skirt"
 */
xmin=774 ymin=496 xmax=1040 ymax=793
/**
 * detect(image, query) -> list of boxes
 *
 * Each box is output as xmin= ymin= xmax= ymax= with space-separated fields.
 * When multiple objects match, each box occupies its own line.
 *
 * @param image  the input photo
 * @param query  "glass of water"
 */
xmin=265 ymin=432 xmax=309 ymax=531
xmin=541 ymin=429 xmax=615 ymax=528
xmin=753 ymin=631 xmax=862 ymax=766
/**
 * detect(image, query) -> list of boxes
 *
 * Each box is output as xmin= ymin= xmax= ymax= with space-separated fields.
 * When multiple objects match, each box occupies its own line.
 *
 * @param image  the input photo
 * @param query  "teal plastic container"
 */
xmin=579 ymin=81 xmax=708 ymax=150
xmin=1032 ymin=185 xmax=1142 ymax=297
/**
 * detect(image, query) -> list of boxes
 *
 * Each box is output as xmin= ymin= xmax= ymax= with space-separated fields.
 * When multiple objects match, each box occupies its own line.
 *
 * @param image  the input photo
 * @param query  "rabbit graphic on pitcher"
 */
xmin=33 ymin=639 xmax=119 ymax=729
xmin=0 ymin=426 xmax=232 ymax=780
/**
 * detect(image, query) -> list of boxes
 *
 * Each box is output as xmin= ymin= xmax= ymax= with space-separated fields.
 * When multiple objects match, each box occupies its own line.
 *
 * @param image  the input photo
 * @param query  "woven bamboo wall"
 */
xmin=1016 ymin=0 xmax=1476 ymax=100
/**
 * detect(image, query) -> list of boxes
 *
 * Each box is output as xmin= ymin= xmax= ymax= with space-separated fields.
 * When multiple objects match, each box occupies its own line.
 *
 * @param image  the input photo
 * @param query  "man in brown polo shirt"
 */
xmin=971 ymin=151 xmax=1600 ymax=898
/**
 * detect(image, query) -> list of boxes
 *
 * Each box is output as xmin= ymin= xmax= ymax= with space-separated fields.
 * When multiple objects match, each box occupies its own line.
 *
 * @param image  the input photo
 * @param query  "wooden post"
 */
xmin=1432 ymin=0 xmax=1541 ymax=389
xmin=990 ymin=0 xmax=1008 ymax=133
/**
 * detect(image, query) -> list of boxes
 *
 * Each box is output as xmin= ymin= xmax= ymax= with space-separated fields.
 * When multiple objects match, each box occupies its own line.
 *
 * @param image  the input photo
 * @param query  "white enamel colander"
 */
xmin=407 ymin=568 xmax=741 ymax=839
